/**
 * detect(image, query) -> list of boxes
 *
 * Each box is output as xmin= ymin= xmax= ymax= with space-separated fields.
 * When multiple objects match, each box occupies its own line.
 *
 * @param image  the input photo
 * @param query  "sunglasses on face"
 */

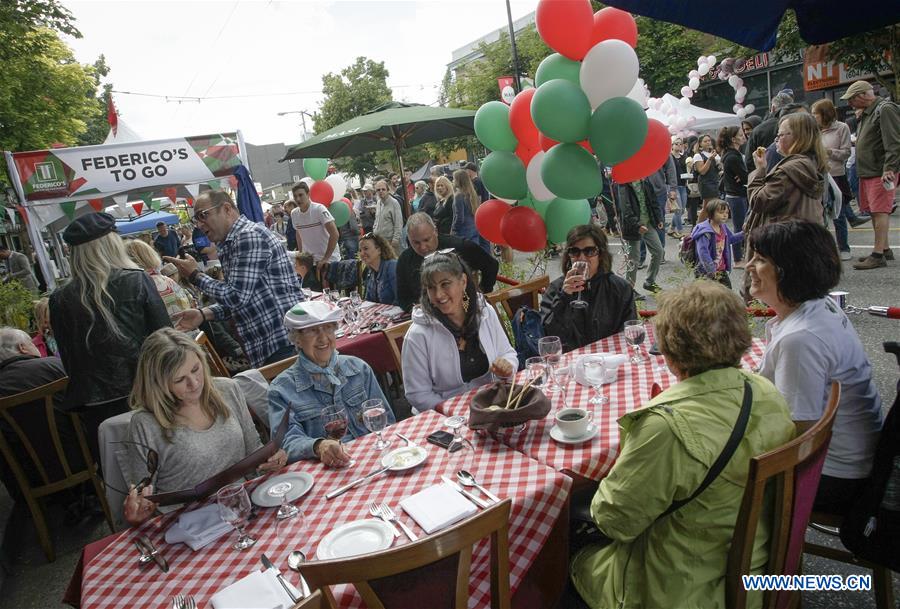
xmin=567 ymin=246 xmax=600 ymax=258
xmin=192 ymin=203 xmax=223 ymax=225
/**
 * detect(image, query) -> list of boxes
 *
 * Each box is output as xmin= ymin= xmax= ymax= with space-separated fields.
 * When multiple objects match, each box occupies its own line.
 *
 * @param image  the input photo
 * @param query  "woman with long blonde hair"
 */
xmin=125 ymin=239 xmax=195 ymax=315
xmin=451 ymin=169 xmax=487 ymax=251
xmin=123 ymin=328 xmax=286 ymax=525
xmin=49 ymin=213 xmax=171 ymax=462
xmin=431 ymin=175 xmax=455 ymax=235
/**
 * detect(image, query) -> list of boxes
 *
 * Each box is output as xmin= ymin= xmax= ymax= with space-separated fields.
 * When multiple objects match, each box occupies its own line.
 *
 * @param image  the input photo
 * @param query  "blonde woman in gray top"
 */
xmin=123 ymin=328 xmax=287 ymax=525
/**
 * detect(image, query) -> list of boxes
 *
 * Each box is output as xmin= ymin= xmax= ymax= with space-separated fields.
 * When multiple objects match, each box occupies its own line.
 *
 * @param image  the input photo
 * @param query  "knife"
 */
xmin=325 ymin=458 xmax=395 ymax=500
xmin=137 ymin=536 xmax=169 ymax=573
xmin=261 ymin=554 xmax=298 ymax=604
xmin=441 ymin=476 xmax=490 ymax=509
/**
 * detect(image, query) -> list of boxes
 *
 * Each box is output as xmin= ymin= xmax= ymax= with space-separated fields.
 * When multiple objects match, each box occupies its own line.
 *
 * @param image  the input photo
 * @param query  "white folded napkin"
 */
xmin=400 ymin=483 xmax=477 ymax=534
xmin=164 ymin=504 xmax=233 ymax=551
xmin=210 ymin=567 xmax=301 ymax=609
xmin=574 ymin=353 xmax=628 ymax=387
xmin=381 ymin=305 xmax=405 ymax=318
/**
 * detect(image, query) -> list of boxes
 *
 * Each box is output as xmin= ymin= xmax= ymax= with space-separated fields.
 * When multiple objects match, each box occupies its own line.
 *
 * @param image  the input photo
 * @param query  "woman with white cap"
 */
xmin=267 ymin=301 xmax=394 ymax=466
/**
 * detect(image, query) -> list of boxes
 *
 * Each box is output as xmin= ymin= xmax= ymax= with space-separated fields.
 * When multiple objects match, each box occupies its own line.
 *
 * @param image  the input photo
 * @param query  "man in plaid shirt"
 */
xmin=165 ymin=190 xmax=302 ymax=366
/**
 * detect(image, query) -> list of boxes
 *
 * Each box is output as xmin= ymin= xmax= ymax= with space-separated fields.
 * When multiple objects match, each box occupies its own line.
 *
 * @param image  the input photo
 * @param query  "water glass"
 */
xmin=525 ymin=356 xmax=547 ymax=387
xmin=362 ymin=399 xmax=390 ymax=451
xmin=216 ymin=483 xmax=256 ymax=550
xmin=268 ymin=481 xmax=301 ymax=521
xmin=582 ymin=355 xmax=610 ymax=406
xmin=538 ymin=336 xmax=563 ymax=392
xmin=624 ymin=320 xmax=647 ymax=364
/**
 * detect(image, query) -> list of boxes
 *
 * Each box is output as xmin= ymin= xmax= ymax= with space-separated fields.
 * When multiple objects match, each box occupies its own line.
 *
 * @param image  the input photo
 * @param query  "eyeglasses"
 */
xmin=424 ymin=247 xmax=456 ymax=260
xmin=104 ymin=440 xmax=159 ymax=496
xmin=191 ymin=203 xmax=224 ymax=224
xmin=567 ymin=246 xmax=600 ymax=258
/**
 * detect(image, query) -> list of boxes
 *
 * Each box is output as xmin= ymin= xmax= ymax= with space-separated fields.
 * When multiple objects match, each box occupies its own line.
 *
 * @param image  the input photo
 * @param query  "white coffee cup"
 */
xmin=555 ymin=408 xmax=593 ymax=439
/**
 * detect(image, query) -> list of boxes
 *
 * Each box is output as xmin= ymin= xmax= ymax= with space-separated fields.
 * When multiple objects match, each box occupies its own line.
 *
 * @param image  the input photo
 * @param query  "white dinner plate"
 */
xmin=381 ymin=445 xmax=428 ymax=471
xmin=250 ymin=472 xmax=315 ymax=508
xmin=549 ymin=424 xmax=598 ymax=445
xmin=317 ymin=519 xmax=394 ymax=559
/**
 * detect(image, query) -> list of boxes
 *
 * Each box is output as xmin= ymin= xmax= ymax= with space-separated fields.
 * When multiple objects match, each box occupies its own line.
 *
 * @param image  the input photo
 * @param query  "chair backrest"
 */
xmin=485 ymin=275 xmax=549 ymax=320
xmin=290 ymin=590 xmax=330 ymax=609
xmin=258 ymin=355 xmax=298 ymax=382
xmin=726 ymin=381 xmax=841 ymax=609
xmin=299 ymin=499 xmax=512 ymax=609
xmin=382 ymin=320 xmax=412 ymax=372
xmin=195 ymin=331 xmax=231 ymax=378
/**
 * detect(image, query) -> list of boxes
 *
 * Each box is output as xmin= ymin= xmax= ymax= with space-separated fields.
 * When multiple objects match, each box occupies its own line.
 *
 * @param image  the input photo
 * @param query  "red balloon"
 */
xmin=611 ymin=119 xmax=671 ymax=183
xmin=515 ymin=140 xmax=541 ymax=166
xmin=591 ymin=7 xmax=638 ymax=48
xmin=536 ymin=0 xmax=594 ymax=61
xmin=340 ymin=197 xmax=352 ymax=205
xmin=310 ymin=180 xmax=334 ymax=205
xmin=509 ymin=89 xmax=539 ymax=144
xmin=475 ymin=199 xmax=512 ymax=245
xmin=539 ymin=133 xmax=592 ymax=154
xmin=501 ymin=206 xmax=547 ymax=252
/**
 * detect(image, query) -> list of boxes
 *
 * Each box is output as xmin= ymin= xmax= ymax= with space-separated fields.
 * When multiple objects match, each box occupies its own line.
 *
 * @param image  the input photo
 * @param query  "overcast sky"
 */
xmin=62 ymin=0 xmax=540 ymax=146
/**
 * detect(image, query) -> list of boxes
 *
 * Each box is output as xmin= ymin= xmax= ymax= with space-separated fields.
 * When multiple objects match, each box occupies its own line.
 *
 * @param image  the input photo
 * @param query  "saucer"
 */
xmin=549 ymin=423 xmax=598 ymax=445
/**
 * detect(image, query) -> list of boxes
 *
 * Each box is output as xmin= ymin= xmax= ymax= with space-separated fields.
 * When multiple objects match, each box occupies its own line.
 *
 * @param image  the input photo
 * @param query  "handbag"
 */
xmin=570 ymin=380 xmax=753 ymax=546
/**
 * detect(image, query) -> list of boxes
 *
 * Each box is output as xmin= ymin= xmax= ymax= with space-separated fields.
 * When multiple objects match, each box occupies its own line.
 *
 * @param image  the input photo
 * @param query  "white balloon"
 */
xmin=689 ymin=69 xmax=700 ymax=79
xmin=686 ymin=116 xmax=696 ymax=126
xmin=689 ymin=77 xmax=701 ymax=90
xmin=733 ymin=103 xmax=743 ymax=113
xmin=324 ymin=174 xmax=347 ymax=203
xmin=648 ymin=97 xmax=661 ymax=110
xmin=708 ymin=55 xmax=717 ymax=66
xmin=498 ymin=197 xmax=517 ymax=204
xmin=737 ymin=108 xmax=747 ymax=118
xmin=736 ymin=86 xmax=747 ymax=98
xmin=680 ymin=86 xmax=692 ymax=98
xmin=675 ymin=116 xmax=688 ymax=130
xmin=668 ymin=124 xmax=679 ymax=134
xmin=679 ymin=96 xmax=691 ymax=108
xmin=697 ymin=56 xmax=707 ymax=67
xmin=525 ymin=151 xmax=555 ymax=202
xmin=718 ymin=71 xmax=729 ymax=81
xmin=697 ymin=63 xmax=710 ymax=76
xmin=300 ymin=177 xmax=314 ymax=186
xmin=728 ymin=74 xmax=740 ymax=88
xmin=745 ymin=104 xmax=756 ymax=114
xmin=626 ymin=78 xmax=649 ymax=108
xmin=580 ymin=39 xmax=639 ymax=109
xmin=735 ymin=93 xmax=746 ymax=104
xmin=735 ymin=77 xmax=744 ymax=88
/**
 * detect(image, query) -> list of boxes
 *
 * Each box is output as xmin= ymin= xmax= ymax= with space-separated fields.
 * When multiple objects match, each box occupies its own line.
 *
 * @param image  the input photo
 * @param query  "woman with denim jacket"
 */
xmin=267 ymin=301 xmax=394 ymax=466
xmin=359 ymin=233 xmax=398 ymax=306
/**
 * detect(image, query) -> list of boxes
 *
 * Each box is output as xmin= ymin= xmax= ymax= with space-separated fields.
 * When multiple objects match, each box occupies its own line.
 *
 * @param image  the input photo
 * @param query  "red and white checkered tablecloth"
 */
xmin=436 ymin=328 xmax=766 ymax=482
xmin=335 ymin=301 xmax=404 ymax=374
xmin=80 ymin=410 xmax=571 ymax=609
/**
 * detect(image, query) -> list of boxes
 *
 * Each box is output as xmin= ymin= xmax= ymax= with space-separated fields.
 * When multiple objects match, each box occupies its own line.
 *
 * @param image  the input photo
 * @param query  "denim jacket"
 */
xmin=267 ymin=351 xmax=394 ymax=462
xmin=363 ymin=259 xmax=398 ymax=305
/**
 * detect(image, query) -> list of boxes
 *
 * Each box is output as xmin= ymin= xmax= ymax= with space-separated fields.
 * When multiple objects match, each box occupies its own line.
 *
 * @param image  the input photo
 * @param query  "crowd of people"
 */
xmin=0 ymin=78 xmax=896 ymax=608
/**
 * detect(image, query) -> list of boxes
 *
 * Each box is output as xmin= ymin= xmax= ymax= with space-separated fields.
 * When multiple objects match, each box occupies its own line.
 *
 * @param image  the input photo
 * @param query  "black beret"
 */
xmin=63 ymin=212 xmax=117 ymax=246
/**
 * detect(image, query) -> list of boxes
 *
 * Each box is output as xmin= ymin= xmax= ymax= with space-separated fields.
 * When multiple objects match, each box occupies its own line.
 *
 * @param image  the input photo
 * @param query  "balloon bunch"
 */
xmin=300 ymin=158 xmax=353 ymax=227
xmin=472 ymin=2 xmax=670 ymax=253
xmin=713 ymin=58 xmax=756 ymax=119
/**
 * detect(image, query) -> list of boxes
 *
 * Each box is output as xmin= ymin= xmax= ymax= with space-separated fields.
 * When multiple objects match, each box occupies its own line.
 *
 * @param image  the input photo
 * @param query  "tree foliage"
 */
xmin=633 ymin=17 xmax=704 ymax=97
xmin=77 ymin=54 xmax=114 ymax=147
xmin=314 ymin=57 xmax=393 ymax=184
xmin=827 ymin=25 xmax=900 ymax=101
xmin=0 ymin=0 xmax=80 ymax=62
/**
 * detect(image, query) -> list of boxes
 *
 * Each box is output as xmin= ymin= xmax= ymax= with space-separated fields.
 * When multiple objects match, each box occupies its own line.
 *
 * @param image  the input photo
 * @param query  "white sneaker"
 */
xmin=840 ymin=250 xmax=852 ymax=261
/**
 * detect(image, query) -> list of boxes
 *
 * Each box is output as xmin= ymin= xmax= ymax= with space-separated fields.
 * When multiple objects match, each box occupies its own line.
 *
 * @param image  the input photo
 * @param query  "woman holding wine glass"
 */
xmin=540 ymin=225 xmax=637 ymax=352
xmin=268 ymin=301 xmax=394 ymax=467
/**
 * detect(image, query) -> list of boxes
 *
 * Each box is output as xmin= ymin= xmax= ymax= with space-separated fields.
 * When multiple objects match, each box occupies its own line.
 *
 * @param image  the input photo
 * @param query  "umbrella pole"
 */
xmin=393 ymin=139 xmax=410 ymax=221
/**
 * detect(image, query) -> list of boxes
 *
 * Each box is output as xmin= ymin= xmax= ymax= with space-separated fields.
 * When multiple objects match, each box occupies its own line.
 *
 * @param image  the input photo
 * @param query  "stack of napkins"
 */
xmin=574 ymin=352 xmax=629 ymax=386
xmin=399 ymin=483 xmax=477 ymax=534
xmin=164 ymin=504 xmax=233 ymax=551
xmin=210 ymin=568 xmax=301 ymax=609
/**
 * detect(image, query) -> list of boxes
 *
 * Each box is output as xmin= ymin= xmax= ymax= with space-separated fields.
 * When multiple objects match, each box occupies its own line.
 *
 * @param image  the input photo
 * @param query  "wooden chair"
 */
xmin=299 ymin=499 xmax=512 ymax=609
xmin=258 ymin=355 xmax=298 ymax=382
xmin=485 ymin=275 xmax=549 ymax=321
xmin=726 ymin=381 xmax=841 ymax=609
xmin=195 ymin=330 xmax=231 ymax=378
xmin=382 ymin=320 xmax=412 ymax=372
xmin=290 ymin=590 xmax=329 ymax=609
xmin=0 ymin=377 xmax=115 ymax=561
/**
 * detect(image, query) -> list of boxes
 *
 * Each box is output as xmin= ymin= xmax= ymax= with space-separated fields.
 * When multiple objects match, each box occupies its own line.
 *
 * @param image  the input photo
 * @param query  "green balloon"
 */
xmin=329 ymin=200 xmax=350 ymax=227
xmin=541 ymin=143 xmax=603 ymax=200
xmin=519 ymin=193 xmax=550 ymax=219
xmin=480 ymin=151 xmax=527 ymax=200
xmin=303 ymin=158 xmax=328 ymax=181
xmin=535 ymin=54 xmax=581 ymax=87
xmin=545 ymin=198 xmax=592 ymax=245
xmin=530 ymin=79 xmax=591 ymax=144
xmin=589 ymin=97 xmax=649 ymax=165
xmin=475 ymin=101 xmax=518 ymax=152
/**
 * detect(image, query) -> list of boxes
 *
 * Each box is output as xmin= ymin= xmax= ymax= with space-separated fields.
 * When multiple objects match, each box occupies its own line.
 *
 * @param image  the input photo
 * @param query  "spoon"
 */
xmin=456 ymin=470 xmax=501 ymax=503
xmin=287 ymin=550 xmax=311 ymax=598
xmin=395 ymin=432 xmax=415 ymax=446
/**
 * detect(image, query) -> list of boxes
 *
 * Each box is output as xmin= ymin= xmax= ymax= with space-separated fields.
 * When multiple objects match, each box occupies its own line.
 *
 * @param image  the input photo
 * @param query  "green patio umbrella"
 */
xmin=281 ymin=102 xmax=476 ymax=214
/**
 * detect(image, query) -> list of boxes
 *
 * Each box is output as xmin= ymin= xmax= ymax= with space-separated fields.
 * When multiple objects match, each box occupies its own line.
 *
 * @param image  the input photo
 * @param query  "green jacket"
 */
xmin=856 ymin=96 xmax=900 ymax=178
xmin=571 ymin=368 xmax=794 ymax=609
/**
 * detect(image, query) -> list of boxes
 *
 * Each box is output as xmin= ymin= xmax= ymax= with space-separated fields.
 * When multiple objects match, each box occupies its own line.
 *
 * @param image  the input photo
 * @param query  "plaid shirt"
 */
xmin=196 ymin=215 xmax=302 ymax=366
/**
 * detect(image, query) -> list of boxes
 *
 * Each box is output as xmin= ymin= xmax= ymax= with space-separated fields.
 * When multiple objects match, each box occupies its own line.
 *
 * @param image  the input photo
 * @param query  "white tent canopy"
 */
xmin=647 ymin=93 xmax=742 ymax=134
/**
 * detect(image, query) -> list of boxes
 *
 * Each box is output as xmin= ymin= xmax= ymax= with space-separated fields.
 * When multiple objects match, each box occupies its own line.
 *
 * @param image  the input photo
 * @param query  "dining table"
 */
xmin=435 ymin=326 xmax=766 ymax=483
xmin=77 ymin=409 xmax=572 ymax=609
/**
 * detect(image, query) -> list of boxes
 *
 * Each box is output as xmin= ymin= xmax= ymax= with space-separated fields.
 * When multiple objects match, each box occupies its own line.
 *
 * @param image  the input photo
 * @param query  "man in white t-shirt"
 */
xmin=290 ymin=182 xmax=340 ymax=276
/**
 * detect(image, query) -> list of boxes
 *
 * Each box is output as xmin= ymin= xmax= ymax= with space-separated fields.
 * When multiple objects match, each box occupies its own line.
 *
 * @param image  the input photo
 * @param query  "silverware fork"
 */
xmin=186 ymin=597 xmax=196 ymax=609
xmin=378 ymin=503 xmax=418 ymax=541
xmin=172 ymin=595 xmax=184 ymax=609
xmin=369 ymin=502 xmax=400 ymax=536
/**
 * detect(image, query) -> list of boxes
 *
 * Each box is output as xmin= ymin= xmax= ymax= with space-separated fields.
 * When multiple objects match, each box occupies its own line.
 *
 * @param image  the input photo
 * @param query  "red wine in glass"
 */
xmin=324 ymin=419 xmax=348 ymax=441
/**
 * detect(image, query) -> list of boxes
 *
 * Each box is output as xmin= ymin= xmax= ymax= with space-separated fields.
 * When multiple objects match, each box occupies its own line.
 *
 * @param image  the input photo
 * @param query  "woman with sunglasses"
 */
xmin=540 ymin=225 xmax=637 ymax=352
xmin=402 ymin=251 xmax=517 ymax=413
xmin=359 ymin=233 xmax=398 ymax=305
xmin=123 ymin=328 xmax=286 ymax=525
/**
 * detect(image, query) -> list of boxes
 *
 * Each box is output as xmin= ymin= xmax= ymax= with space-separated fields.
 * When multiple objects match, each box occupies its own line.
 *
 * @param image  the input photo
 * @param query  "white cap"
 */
xmin=284 ymin=300 xmax=343 ymax=331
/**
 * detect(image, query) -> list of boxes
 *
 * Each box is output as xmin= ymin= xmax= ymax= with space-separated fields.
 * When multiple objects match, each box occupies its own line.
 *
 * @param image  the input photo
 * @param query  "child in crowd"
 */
xmin=691 ymin=199 xmax=743 ymax=289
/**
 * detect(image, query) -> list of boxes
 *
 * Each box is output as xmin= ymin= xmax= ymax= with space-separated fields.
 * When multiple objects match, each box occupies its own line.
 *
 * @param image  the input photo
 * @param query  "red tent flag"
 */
xmin=107 ymin=94 xmax=118 ymax=136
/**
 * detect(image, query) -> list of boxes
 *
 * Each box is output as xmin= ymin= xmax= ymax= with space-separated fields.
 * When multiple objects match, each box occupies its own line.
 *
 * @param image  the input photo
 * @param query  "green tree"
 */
xmin=77 ymin=55 xmax=114 ymax=146
xmin=313 ymin=57 xmax=393 ymax=185
xmin=633 ymin=17 xmax=704 ymax=97
xmin=0 ymin=0 xmax=80 ymax=61
xmin=827 ymin=26 xmax=900 ymax=101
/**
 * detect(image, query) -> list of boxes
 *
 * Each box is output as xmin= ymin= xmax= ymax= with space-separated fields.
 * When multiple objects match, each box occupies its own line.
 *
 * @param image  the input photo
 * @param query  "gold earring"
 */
xmin=462 ymin=292 xmax=470 ymax=313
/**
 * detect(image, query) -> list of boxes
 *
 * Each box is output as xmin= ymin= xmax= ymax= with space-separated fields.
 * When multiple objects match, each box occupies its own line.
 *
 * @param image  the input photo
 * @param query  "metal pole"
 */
xmin=505 ymin=0 xmax=522 ymax=93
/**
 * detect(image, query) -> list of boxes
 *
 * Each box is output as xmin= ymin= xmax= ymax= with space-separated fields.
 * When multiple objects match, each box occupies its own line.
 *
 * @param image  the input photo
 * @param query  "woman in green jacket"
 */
xmin=570 ymin=281 xmax=795 ymax=609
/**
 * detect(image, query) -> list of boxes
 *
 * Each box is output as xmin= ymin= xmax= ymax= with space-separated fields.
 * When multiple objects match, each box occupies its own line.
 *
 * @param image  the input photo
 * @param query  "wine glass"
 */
xmin=624 ymin=320 xmax=647 ymax=364
xmin=268 ymin=481 xmax=301 ymax=521
xmin=362 ymin=399 xmax=390 ymax=451
xmin=582 ymin=355 xmax=610 ymax=406
xmin=538 ymin=336 xmax=563 ymax=392
xmin=570 ymin=260 xmax=589 ymax=309
xmin=321 ymin=404 xmax=353 ymax=468
xmin=525 ymin=356 xmax=547 ymax=388
xmin=553 ymin=356 xmax=573 ymax=409
xmin=443 ymin=415 xmax=474 ymax=465
xmin=216 ymin=483 xmax=256 ymax=550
